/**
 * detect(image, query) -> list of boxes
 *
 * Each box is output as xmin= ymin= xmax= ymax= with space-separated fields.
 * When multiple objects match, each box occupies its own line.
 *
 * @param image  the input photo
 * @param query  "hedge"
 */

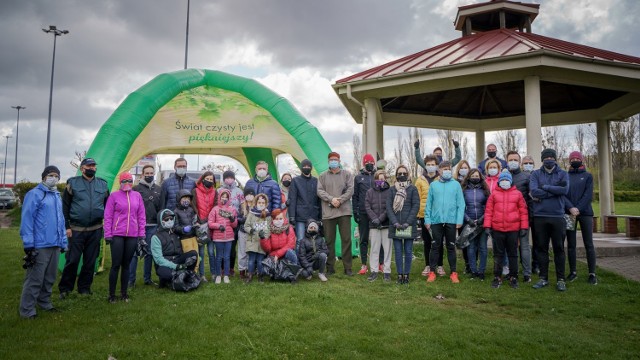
xmin=12 ymin=182 xmax=65 ymax=202
xmin=593 ymin=191 xmax=640 ymax=202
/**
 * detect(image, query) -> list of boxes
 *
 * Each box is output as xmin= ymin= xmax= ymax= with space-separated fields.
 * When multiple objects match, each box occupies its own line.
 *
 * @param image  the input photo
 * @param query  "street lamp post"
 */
xmin=2 ymin=136 xmax=12 ymax=188
xmin=42 ymin=25 xmax=69 ymax=166
xmin=184 ymin=0 xmax=190 ymax=70
xmin=11 ymin=106 xmax=25 ymax=185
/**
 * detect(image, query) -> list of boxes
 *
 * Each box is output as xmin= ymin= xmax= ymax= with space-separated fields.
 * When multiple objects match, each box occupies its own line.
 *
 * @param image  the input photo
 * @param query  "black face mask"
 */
xmin=396 ymin=175 xmax=408 ymax=182
xmin=469 ymin=178 xmax=482 ymax=185
xmin=144 ymin=176 xmax=154 ymax=184
xmin=203 ymin=179 xmax=214 ymax=188
xmin=365 ymin=164 xmax=374 ymax=172
xmin=282 ymin=180 xmax=291 ymax=187
xmin=487 ymin=151 xmax=497 ymax=158
xmin=543 ymin=159 xmax=556 ymax=170
xmin=83 ymin=169 xmax=96 ymax=178
xmin=301 ymin=167 xmax=312 ymax=176
xmin=570 ymin=161 xmax=582 ymax=169
xmin=307 ymin=229 xmax=318 ymax=235
xmin=436 ymin=155 xmax=443 ymax=163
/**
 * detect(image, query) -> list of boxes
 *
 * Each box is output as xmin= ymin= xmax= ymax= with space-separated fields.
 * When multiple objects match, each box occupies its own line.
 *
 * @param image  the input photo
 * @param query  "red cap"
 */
xmin=362 ymin=153 xmax=375 ymax=165
xmin=328 ymin=152 xmax=340 ymax=160
xmin=569 ymin=151 xmax=583 ymax=161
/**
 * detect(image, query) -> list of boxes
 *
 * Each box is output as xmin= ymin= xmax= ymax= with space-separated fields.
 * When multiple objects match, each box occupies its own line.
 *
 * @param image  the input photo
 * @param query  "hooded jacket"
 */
xmin=244 ymin=206 xmax=271 ymax=254
xmin=564 ymin=166 xmax=594 ymax=216
xmin=219 ymin=182 xmax=244 ymax=214
xmin=173 ymin=189 xmax=196 ymax=238
xmin=261 ymin=219 xmax=296 ymax=258
xmin=297 ymin=219 xmax=329 ymax=269
xmin=20 ymin=183 xmax=68 ymax=250
xmin=425 ymin=178 xmax=465 ymax=226
xmin=103 ymin=188 xmax=146 ymax=238
xmin=208 ymin=189 xmax=238 ymax=241
xmin=365 ymin=181 xmax=391 ymax=228
xmin=484 ymin=186 xmax=529 ymax=232
xmin=151 ymin=209 xmax=183 ymax=270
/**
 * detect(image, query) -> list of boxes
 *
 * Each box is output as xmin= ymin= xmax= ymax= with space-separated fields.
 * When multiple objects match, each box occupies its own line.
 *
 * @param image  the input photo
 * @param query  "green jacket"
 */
xmin=243 ymin=211 xmax=271 ymax=254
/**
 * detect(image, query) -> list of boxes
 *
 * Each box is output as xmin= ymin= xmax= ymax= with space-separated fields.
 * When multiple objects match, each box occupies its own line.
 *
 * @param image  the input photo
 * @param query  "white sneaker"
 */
xmin=318 ymin=273 xmax=328 ymax=282
xmin=215 ymin=276 xmax=221 ymax=284
xmin=502 ymin=266 xmax=509 ymax=276
xmin=223 ymin=276 xmax=230 ymax=284
xmin=421 ymin=266 xmax=430 ymax=276
xmin=437 ymin=266 xmax=446 ymax=276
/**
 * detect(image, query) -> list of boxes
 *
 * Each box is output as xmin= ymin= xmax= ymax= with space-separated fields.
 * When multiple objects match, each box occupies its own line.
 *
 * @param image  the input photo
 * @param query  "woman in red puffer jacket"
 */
xmin=484 ymin=171 xmax=528 ymax=289
xmin=260 ymin=209 xmax=299 ymax=267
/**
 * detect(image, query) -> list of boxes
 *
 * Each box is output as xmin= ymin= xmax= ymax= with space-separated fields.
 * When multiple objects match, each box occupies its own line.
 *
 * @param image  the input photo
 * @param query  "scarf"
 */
xmin=392 ymin=181 xmax=410 ymax=213
xmin=270 ymin=222 xmax=289 ymax=235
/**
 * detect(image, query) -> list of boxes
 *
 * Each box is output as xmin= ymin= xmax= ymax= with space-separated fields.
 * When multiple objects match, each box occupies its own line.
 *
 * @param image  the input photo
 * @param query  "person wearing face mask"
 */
xmin=288 ymin=159 xmax=322 ymax=247
xmin=317 ymin=151 xmax=355 ymax=276
xmin=245 ymin=161 xmax=281 ymax=213
xmin=151 ymin=209 xmax=198 ymax=289
xmin=59 ymin=158 xmax=110 ymax=299
xmin=297 ymin=219 xmax=329 ymax=282
xmin=280 ymin=173 xmax=292 ymax=212
xmin=529 ymin=148 xmax=570 ymax=291
xmin=506 ymin=151 xmax=533 ymax=283
xmin=261 ymin=209 xmax=299 ymax=283
xmin=454 ymin=160 xmax=471 ymax=184
xmin=191 ymin=171 xmax=218 ymax=282
xmin=484 ymin=159 xmax=502 ymax=193
xmin=244 ymin=193 xmax=271 ymax=283
xmin=19 ymin=166 xmax=68 ymax=318
xmin=414 ymin=139 xmax=461 ymax=172
xmin=353 ymin=153 xmax=380 ymax=275
xmin=477 ymin=144 xmax=508 ymax=176
xmin=563 ymin=151 xmax=597 ymax=285
xmin=462 ymin=169 xmax=490 ymax=281
xmin=425 ymin=161 xmax=465 ymax=284
xmin=236 ymin=188 xmax=256 ymax=280
xmin=483 ymin=171 xmax=528 ymax=289
xmin=365 ymin=170 xmax=392 ymax=282
xmin=415 ymin=154 xmax=444 ymax=277
xmin=160 ymin=157 xmax=196 ymax=211
xmin=208 ymin=189 xmax=238 ymax=284
xmin=103 ymin=172 xmax=146 ymax=303
xmin=129 ymin=165 xmax=162 ymax=288
xmin=219 ymin=170 xmax=245 ymax=278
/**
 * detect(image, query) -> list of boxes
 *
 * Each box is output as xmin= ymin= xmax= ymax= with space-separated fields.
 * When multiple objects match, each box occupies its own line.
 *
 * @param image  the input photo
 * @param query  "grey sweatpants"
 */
xmin=237 ymin=231 xmax=248 ymax=271
xmin=369 ymin=228 xmax=392 ymax=274
xmin=20 ymin=247 xmax=59 ymax=318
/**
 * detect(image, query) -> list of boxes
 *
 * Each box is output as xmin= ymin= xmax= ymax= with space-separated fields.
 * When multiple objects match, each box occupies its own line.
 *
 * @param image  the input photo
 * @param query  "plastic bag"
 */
xmin=455 ymin=223 xmax=482 ymax=249
xmin=171 ymin=269 xmax=201 ymax=292
xmin=564 ymin=214 xmax=576 ymax=231
xmin=262 ymin=256 xmax=302 ymax=282
xmin=195 ymin=223 xmax=211 ymax=245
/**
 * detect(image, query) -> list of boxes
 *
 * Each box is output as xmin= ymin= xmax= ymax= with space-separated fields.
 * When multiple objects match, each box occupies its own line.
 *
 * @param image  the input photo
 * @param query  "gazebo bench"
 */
xmin=603 ymin=215 xmax=640 ymax=238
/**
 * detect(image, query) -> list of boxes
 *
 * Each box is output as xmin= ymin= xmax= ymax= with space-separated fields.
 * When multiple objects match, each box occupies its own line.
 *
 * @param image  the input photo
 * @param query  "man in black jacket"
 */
xmin=288 ymin=159 xmax=321 ymax=248
xmin=353 ymin=154 xmax=377 ymax=275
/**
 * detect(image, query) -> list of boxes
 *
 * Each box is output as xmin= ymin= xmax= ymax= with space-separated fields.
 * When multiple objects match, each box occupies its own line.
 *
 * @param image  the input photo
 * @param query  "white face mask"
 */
xmin=426 ymin=165 xmax=437 ymax=174
xmin=273 ymin=219 xmax=284 ymax=227
xmin=176 ymin=168 xmax=187 ymax=177
xmin=508 ymin=161 xmax=520 ymax=171
xmin=523 ymin=164 xmax=534 ymax=172
xmin=162 ymin=219 xmax=175 ymax=229
xmin=488 ymin=168 xmax=499 ymax=177
xmin=245 ymin=195 xmax=255 ymax=203
xmin=44 ymin=175 xmax=59 ymax=188
xmin=256 ymin=204 xmax=266 ymax=211
xmin=499 ymin=180 xmax=511 ymax=190
xmin=257 ymin=169 xmax=268 ymax=178
xmin=458 ymin=168 xmax=469 ymax=177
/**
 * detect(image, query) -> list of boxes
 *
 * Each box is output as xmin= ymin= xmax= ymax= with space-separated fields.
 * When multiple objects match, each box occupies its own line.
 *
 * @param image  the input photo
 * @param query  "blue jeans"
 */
xmin=295 ymin=222 xmax=306 ymax=251
xmin=198 ymin=243 xmax=216 ymax=277
xmin=248 ymin=252 xmax=265 ymax=275
xmin=215 ymin=241 xmax=233 ymax=276
xmin=393 ymin=238 xmax=413 ymax=275
xmin=467 ymin=231 xmax=487 ymax=274
xmin=282 ymin=249 xmax=299 ymax=265
xmin=129 ymin=225 xmax=156 ymax=284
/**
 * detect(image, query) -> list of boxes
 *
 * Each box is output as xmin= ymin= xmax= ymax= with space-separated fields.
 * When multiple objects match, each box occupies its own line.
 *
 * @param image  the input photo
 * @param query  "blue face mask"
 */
xmin=329 ymin=160 xmax=340 ymax=169
xmin=508 ymin=161 xmax=520 ymax=171
xmin=441 ymin=170 xmax=452 ymax=180
xmin=543 ymin=159 xmax=556 ymax=170
xmin=523 ymin=164 xmax=534 ymax=172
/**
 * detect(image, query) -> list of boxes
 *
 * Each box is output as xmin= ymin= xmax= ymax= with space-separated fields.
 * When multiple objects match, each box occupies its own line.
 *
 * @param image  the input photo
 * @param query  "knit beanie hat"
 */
xmin=42 ymin=165 xmax=61 ymax=180
xmin=300 ymin=159 xmax=313 ymax=169
xmin=569 ymin=151 xmax=583 ymax=162
xmin=223 ymin=170 xmax=235 ymax=180
xmin=541 ymin=148 xmax=557 ymax=161
xmin=244 ymin=187 xmax=256 ymax=197
xmin=119 ymin=172 xmax=133 ymax=182
xmin=362 ymin=153 xmax=375 ymax=165
xmin=498 ymin=170 xmax=513 ymax=184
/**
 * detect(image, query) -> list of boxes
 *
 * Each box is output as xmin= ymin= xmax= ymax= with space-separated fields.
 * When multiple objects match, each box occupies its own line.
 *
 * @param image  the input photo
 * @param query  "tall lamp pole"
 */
xmin=42 ymin=25 xmax=69 ymax=166
xmin=184 ymin=0 xmax=190 ymax=70
xmin=2 ymin=136 xmax=12 ymax=188
xmin=11 ymin=106 xmax=25 ymax=185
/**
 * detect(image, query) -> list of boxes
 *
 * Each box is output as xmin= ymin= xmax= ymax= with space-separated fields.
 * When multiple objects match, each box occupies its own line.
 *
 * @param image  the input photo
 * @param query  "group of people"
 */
xmin=18 ymin=141 xmax=597 ymax=318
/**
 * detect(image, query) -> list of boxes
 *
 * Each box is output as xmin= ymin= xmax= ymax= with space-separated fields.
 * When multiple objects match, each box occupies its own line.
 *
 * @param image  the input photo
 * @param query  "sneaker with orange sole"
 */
xmin=358 ymin=265 xmax=368 ymax=275
xmin=427 ymin=272 xmax=437 ymax=283
xmin=450 ymin=272 xmax=460 ymax=283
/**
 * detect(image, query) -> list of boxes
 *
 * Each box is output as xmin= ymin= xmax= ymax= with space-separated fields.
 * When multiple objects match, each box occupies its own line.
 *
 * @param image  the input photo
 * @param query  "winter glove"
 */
xmin=401 ymin=223 xmax=409 ymax=230
xmin=183 ymin=226 xmax=192 ymax=233
xmin=138 ymin=238 xmax=149 ymax=257
xmin=60 ymin=248 xmax=66 ymax=254
xmin=258 ymin=230 xmax=266 ymax=239
xmin=218 ymin=225 xmax=226 ymax=232
xmin=452 ymin=139 xmax=460 ymax=148
xmin=519 ymin=229 xmax=529 ymax=238
xmin=371 ymin=218 xmax=381 ymax=227
xmin=228 ymin=216 xmax=235 ymax=223
xmin=176 ymin=263 xmax=187 ymax=271
xmin=105 ymin=238 xmax=113 ymax=245
xmin=24 ymin=247 xmax=35 ymax=255
xmin=466 ymin=218 xmax=475 ymax=226
xmin=289 ymin=217 xmax=295 ymax=225
xmin=414 ymin=139 xmax=420 ymax=149
xmin=394 ymin=223 xmax=402 ymax=229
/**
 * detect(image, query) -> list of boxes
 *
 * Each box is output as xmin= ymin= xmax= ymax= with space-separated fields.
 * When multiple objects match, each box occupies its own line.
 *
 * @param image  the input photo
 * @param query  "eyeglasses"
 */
xmin=523 ymin=162 xmax=534 ymax=165
xmin=397 ymin=172 xmax=408 ymax=176
xmin=121 ymin=179 xmax=133 ymax=184
xmin=162 ymin=216 xmax=175 ymax=221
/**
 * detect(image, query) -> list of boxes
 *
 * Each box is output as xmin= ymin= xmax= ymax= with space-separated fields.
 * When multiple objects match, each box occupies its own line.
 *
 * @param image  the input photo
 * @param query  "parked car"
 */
xmin=0 ymin=189 xmax=17 ymax=209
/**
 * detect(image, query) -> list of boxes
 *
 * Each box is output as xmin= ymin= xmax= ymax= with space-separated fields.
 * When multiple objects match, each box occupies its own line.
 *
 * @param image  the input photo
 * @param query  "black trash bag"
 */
xmin=262 ymin=256 xmax=302 ymax=282
xmin=195 ymin=223 xmax=211 ymax=245
xmin=172 ymin=269 xmax=201 ymax=292
xmin=456 ymin=223 xmax=483 ymax=249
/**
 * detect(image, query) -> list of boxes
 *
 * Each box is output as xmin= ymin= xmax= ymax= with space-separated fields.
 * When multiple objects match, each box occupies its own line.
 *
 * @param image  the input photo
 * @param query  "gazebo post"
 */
xmin=475 ymin=130 xmax=485 ymax=166
xmin=364 ymin=98 xmax=380 ymax=158
xmin=376 ymin=121 xmax=384 ymax=159
xmin=597 ymin=120 xmax=614 ymax=223
xmin=524 ymin=76 xmax=542 ymax=158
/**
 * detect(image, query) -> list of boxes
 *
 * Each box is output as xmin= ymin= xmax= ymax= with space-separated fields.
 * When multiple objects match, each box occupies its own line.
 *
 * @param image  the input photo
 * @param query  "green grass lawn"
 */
xmin=1 ymin=227 xmax=639 ymax=360
xmin=592 ymin=202 xmax=640 ymax=233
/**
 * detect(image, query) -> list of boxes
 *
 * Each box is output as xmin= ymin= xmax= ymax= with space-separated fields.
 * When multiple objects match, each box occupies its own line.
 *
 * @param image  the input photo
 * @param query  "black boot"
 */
xmin=397 ymin=275 xmax=403 ymax=284
xmin=404 ymin=274 xmax=410 ymax=284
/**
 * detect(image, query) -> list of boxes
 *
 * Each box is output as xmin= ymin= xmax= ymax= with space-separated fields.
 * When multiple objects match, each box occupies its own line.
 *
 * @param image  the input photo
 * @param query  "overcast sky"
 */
xmin=0 ymin=0 xmax=638 ymax=183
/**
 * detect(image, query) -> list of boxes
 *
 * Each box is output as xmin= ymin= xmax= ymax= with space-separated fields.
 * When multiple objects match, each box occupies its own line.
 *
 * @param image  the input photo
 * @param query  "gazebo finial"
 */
xmin=454 ymin=0 xmax=540 ymax=36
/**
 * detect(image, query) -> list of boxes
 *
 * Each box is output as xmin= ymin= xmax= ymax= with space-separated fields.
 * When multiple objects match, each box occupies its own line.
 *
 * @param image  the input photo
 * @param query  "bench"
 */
xmin=603 ymin=215 xmax=640 ymax=238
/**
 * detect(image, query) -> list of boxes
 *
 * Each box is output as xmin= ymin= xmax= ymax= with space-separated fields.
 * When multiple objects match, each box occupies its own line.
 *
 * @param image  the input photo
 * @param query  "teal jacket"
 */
xmin=424 ymin=178 xmax=465 ymax=225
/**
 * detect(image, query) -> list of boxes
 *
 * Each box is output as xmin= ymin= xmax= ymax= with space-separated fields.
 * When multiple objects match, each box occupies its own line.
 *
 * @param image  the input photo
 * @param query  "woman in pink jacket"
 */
xmin=208 ymin=188 xmax=238 ymax=284
xmin=104 ymin=172 xmax=146 ymax=303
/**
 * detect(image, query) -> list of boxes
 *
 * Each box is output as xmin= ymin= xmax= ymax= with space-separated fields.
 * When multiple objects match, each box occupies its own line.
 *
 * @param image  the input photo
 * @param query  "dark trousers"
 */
xmin=492 ymin=231 xmax=519 ymax=278
xmin=323 ymin=215 xmax=352 ymax=273
xmin=530 ymin=216 xmax=539 ymax=270
xmin=430 ymin=223 xmax=457 ymax=272
xmin=566 ymin=215 xmax=596 ymax=274
xmin=109 ymin=236 xmax=137 ymax=296
xmin=248 ymin=251 xmax=266 ymax=275
xmin=129 ymin=225 xmax=156 ymax=284
xmin=59 ymin=228 xmax=103 ymax=294
xmin=156 ymin=250 xmax=198 ymax=285
xmin=301 ymin=252 xmax=328 ymax=277
xmin=419 ymin=218 xmax=442 ymax=267
xmin=358 ymin=214 xmax=384 ymax=266
xmin=534 ymin=217 xmax=566 ymax=281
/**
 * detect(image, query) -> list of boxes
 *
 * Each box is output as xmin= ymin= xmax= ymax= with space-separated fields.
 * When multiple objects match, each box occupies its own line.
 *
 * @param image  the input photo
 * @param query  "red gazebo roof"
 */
xmin=336 ymin=28 xmax=640 ymax=84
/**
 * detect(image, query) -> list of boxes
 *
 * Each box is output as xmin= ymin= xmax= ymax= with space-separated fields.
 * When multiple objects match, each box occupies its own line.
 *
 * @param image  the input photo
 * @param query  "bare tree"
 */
xmin=542 ymin=126 xmax=568 ymax=167
xmin=352 ymin=133 xmax=362 ymax=172
xmin=202 ymin=162 xmax=239 ymax=174
xmin=495 ymin=130 xmax=524 ymax=158
xmin=393 ymin=129 xmax=405 ymax=169
xmin=610 ymin=114 xmax=640 ymax=171
xmin=70 ymin=150 xmax=87 ymax=170
xmin=436 ymin=129 xmax=469 ymax=162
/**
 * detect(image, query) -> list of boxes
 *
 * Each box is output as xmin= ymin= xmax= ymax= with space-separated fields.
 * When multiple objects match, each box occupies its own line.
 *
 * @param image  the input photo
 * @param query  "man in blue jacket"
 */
xmin=20 ymin=166 xmax=68 ymax=318
xmin=245 ymin=160 xmax=281 ymax=213
xmin=160 ymin=157 xmax=196 ymax=211
xmin=529 ymin=148 xmax=570 ymax=291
